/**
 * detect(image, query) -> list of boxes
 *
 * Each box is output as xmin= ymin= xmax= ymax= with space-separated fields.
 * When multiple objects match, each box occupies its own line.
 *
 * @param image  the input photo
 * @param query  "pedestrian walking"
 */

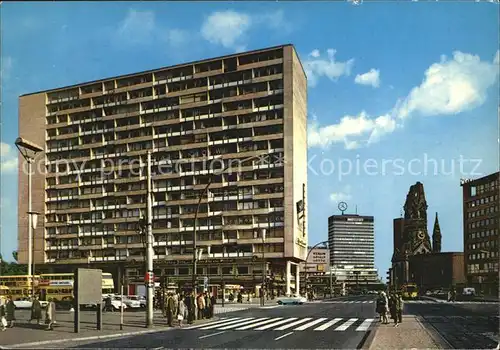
xmin=204 ymin=292 xmax=211 ymax=319
xmin=30 ymin=295 xmax=43 ymax=325
xmin=197 ymin=292 xmax=205 ymax=320
xmin=394 ymin=293 xmax=404 ymax=327
xmin=210 ymin=293 xmax=216 ymax=318
xmin=376 ymin=292 xmax=389 ymax=324
xmin=166 ymin=293 xmax=175 ymax=327
xmin=0 ymin=298 xmax=7 ymax=331
xmin=5 ymin=296 xmax=15 ymax=328
xmin=184 ymin=292 xmax=193 ymax=324
xmin=103 ymin=295 xmax=113 ymax=312
xmin=177 ymin=296 xmax=186 ymax=327
xmin=45 ymin=298 xmax=56 ymax=330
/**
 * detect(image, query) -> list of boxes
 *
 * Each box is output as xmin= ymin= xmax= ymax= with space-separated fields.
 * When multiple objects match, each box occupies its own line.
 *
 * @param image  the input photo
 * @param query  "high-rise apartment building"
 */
xmin=17 ymin=44 xmax=308 ymax=295
xmin=461 ymin=172 xmax=499 ymax=296
xmin=328 ymin=214 xmax=378 ymax=288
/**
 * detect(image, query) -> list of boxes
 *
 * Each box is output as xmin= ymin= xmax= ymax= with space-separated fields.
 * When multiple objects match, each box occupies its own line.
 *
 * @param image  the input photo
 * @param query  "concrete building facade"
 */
xmin=17 ymin=44 xmax=308 ymax=296
xmin=461 ymin=172 xmax=499 ymax=296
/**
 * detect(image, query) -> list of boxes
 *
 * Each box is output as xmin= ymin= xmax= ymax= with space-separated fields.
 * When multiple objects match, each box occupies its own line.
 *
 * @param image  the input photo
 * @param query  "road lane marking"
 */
xmin=236 ymin=317 xmax=283 ymax=330
xmin=335 ymin=318 xmax=358 ymax=331
xmin=362 ymin=301 xmax=368 ymax=304
xmin=184 ymin=318 xmax=235 ymax=329
xmin=294 ymin=318 xmax=328 ymax=331
xmin=200 ymin=317 xmax=255 ymax=330
xmin=274 ymin=332 xmax=294 ymax=340
xmin=255 ymin=317 xmax=298 ymax=330
xmin=199 ymin=331 xmax=226 ymax=339
xmin=314 ymin=318 xmax=342 ymax=331
xmin=274 ymin=318 xmax=312 ymax=330
xmin=356 ymin=318 xmax=374 ymax=331
xmin=217 ymin=318 xmax=269 ymax=330
xmin=261 ymin=305 xmax=280 ymax=309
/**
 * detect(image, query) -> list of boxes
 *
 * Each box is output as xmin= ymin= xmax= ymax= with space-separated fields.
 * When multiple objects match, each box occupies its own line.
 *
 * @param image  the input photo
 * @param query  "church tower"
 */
xmin=432 ymin=212 xmax=442 ymax=253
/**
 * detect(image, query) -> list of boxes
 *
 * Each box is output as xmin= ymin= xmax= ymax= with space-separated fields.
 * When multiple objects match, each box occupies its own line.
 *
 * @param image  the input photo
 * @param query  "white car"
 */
xmin=13 ymin=299 xmax=49 ymax=309
xmin=277 ymin=296 xmax=307 ymax=305
xmin=127 ymin=295 xmax=146 ymax=308
xmin=120 ymin=296 xmax=141 ymax=309
xmin=102 ymin=295 xmax=128 ymax=311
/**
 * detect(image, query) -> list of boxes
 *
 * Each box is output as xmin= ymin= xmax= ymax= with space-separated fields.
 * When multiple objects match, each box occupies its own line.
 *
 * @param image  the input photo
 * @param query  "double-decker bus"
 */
xmin=38 ymin=273 xmax=115 ymax=301
xmin=401 ymin=283 xmax=418 ymax=299
xmin=0 ymin=285 xmax=9 ymax=302
xmin=0 ymin=275 xmax=36 ymax=300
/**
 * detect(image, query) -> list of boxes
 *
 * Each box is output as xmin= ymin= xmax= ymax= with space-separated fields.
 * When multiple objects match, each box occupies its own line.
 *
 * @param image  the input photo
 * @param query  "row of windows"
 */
xmin=47 ymin=53 xmax=284 ymax=105
xmin=467 ymin=194 xmax=498 ymax=208
xmin=467 ymin=216 xmax=499 ymax=229
xmin=467 ymin=228 xmax=498 ymax=240
xmin=469 ymin=179 xmax=499 ymax=197
xmin=467 ymin=262 xmax=499 ymax=273
xmin=467 ymin=205 xmax=499 ymax=218
xmin=468 ymin=250 xmax=498 ymax=261
xmin=47 ymin=85 xmax=283 ymax=123
xmin=47 ymin=167 xmax=285 ymax=188
xmin=466 ymin=238 xmax=498 ymax=251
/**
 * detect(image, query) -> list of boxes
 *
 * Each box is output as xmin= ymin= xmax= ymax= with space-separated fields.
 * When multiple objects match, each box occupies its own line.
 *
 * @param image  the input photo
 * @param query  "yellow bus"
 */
xmin=401 ymin=283 xmax=418 ymax=299
xmin=0 ymin=275 xmax=37 ymax=301
xmin=0 ymin=285 xmax=9 ymax=302
xmin=38 ymin=273 xmax=115 ymax=301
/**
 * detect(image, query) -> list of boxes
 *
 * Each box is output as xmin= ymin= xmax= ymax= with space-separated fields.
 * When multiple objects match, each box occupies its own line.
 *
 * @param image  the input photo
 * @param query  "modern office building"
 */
xmin=17 ymin=44 xmax=308 ymax=296
xmin=327 ymin=214 xmax=379 ymax=288
xmin=461 ymin=172 xmax=499 ymax=296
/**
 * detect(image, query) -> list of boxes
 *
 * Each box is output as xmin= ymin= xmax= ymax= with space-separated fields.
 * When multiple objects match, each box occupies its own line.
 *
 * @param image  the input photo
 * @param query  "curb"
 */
xmin=357 ymin=328 xmax=377 ymax=349
xmin=415 ymin=315 xmax=453 ymax=349
xmin=0 ymin=317 xmax=222 ymax=349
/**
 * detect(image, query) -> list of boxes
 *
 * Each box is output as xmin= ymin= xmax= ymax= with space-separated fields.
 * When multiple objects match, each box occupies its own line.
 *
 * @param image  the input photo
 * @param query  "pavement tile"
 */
xmin=368 ymin=315 xmax=444 ymax=350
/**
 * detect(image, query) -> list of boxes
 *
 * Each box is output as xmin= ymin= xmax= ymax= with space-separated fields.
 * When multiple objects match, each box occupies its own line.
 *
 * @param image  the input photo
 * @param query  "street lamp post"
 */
xmin=304 ymin=241 xmax=328 ymax=298
xmin=191 ymin=154 xmax=264 ymax=296
xmin=15 ymin=137 xmax=43 ymax=293
xmin=27 ymin=211 xmax=40 ymax=297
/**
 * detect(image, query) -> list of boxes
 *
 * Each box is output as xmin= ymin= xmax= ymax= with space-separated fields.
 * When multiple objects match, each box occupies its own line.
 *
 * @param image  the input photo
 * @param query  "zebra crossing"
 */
xmin=322 ymin=300 xmax=497 ymax=305
xmin=183 ymin=316 xmax=375 ymax=332
xmin=213 ymin=306 xmax=251 ymax=314
xmin=406 ymin=300 xmax=499 ymax=305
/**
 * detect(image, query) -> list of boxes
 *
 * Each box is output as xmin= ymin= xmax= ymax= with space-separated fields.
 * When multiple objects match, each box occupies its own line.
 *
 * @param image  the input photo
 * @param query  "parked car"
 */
xmin=127 ymin=295 xmax=146 ymax=308
xmin=120 ymin=296 xmax=141 ymax=309
xmin=101 ymin=294 xmax=128 ymax=311
xmin=13 ymin=299 xmax=48 ymax=309
xmin=277 ymin=296 xmax=307 ymax=305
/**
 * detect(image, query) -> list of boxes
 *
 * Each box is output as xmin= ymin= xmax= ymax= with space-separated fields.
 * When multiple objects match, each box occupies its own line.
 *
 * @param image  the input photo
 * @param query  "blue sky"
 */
xmin=1 ymin=2 xmax=498 ymax=277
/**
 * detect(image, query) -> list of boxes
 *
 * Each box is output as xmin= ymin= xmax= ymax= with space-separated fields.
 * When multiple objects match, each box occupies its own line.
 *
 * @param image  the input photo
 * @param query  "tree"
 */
xmin=0 ymin=251 xmax=27 ymax=276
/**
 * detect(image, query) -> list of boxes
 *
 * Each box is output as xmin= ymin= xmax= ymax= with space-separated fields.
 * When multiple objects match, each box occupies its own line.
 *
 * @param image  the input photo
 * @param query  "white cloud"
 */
xmin=166 ymin=29 xmax=190 ymax=46
xmin=308 ymin=111 xmax=397 ymax=150
xmin=303 ymin=49 xmax=354 ymax=87
xmin=200 ymin=10 xmax=291 ymax=51
xmin=0 ymin=142 xmax=18 ymax=173
xmin=201 ymin=11 xmax=251 ymax=51
xmin=494 ymin=50 xmax=499 ymax=65
xmin=395 ymin=51 xmax=499 ymax=119
xmin=1 ymin=56 xmax=13 ymax=81
xmin=330 ymin=186 xmax=352 ymax=203
xmin=117 ymin=9 xmax=156 ymax=44
xmin=354 ymin=68 xmax=381 ymax=88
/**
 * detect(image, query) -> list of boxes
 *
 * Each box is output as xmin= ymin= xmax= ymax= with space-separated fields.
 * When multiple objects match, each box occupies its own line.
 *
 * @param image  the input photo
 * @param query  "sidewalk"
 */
xmin=367 ymin=315 xmax=449 ymax=350
xmin=0 ymin=309 xmax=217 ymax=349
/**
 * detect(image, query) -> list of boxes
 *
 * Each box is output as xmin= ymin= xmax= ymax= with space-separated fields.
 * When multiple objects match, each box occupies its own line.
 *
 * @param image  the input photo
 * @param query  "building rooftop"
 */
xmin=21 ymin=43 xmax=302 ymax=97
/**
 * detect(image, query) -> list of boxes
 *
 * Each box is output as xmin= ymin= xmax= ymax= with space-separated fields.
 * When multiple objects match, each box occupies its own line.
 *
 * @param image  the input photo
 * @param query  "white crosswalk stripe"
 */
xmin=255 ymin=318 xmax=298 ymax=330
xmin=214 ymin=306 xmax=251 ymax=314
xmin=294 ymin=318 xmax=328 ymax=330
xmin=335 ymin=318 xmax=358 ymax=331
xmin=183 ymin=317 xmax=376 ymax=332
xmin=406 ymin=300 xmax=498 ymax=305
xmin=355 ymin=318 xmax=374 ymax=331
xmin=236 ymin=317 xmax=283 ymax=330
xmin=322 ymin=300 xmax=375 ymax=304
xmin=314 ymin=318 xmax=342 ymax=331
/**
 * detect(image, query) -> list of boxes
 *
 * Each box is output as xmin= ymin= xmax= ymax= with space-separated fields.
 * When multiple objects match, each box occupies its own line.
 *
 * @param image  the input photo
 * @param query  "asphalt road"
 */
xmin=405 ymin=299 xmax=499 ymax=349
xmin=52 ymin=295 xmax=379 ymax=349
